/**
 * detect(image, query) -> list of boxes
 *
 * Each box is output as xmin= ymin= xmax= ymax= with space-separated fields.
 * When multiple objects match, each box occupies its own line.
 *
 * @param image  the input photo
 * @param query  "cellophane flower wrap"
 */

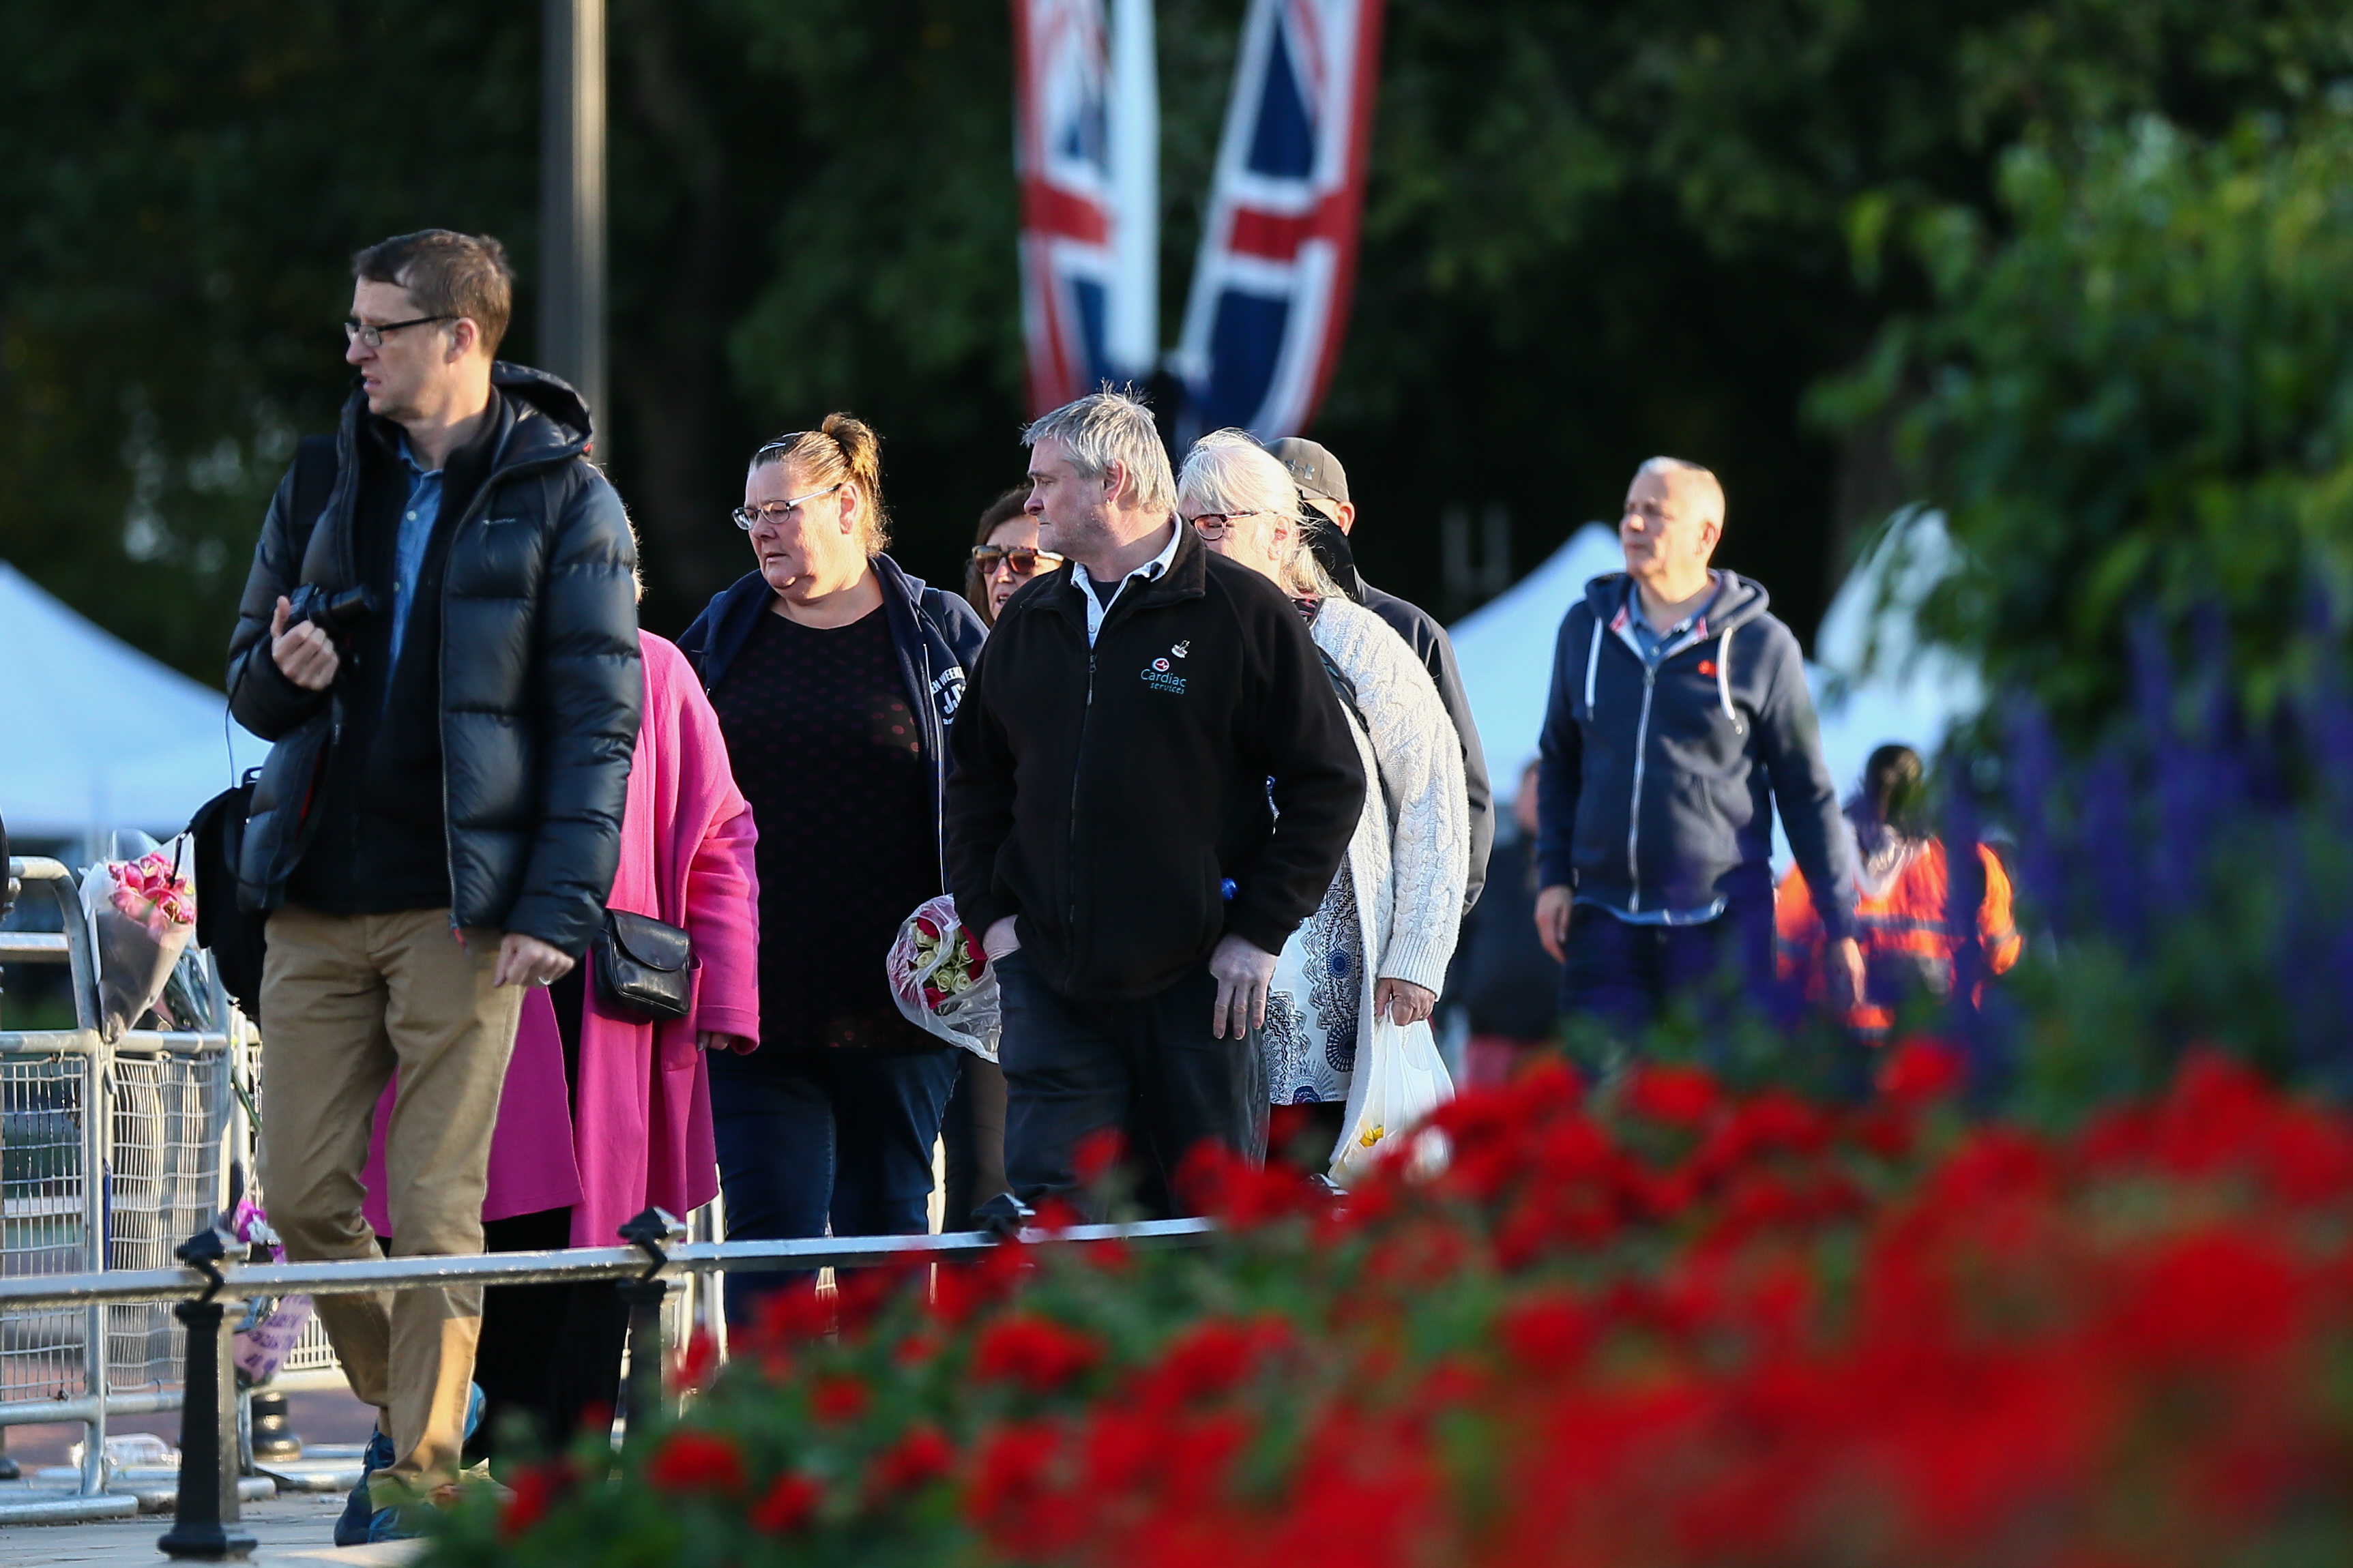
xmin=227 ymin=1195 xmax=313 ymax=1385
xmin=886 ymin=895 xmax=999 ymax=1060
xmin=80 ymin=840 xmax=195 ymax=1040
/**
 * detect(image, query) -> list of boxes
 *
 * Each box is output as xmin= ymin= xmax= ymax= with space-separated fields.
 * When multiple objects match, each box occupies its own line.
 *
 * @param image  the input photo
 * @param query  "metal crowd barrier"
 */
xmin=0 ymin=855 xmax=720 ymax=1521
xmin=1 ymin=855 xmax=1220 ymax=1556
xmin=0 ymin=855 xmax=239 ymax=1513
xmin=0 ymin=1215 xmax=1216 ymax=1558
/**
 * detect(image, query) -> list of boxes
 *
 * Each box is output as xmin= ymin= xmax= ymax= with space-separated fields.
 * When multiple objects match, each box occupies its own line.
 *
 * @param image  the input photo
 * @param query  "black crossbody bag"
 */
xmin=592 ymin=909 xmax=694 ymax=1022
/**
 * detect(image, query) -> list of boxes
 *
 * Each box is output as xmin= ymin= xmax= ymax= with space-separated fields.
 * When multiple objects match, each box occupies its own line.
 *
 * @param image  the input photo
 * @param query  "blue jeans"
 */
xmin=708 ymin=1044 xmax=961 ymax=1324
xmin=1559 ymin=890 xmax=1781 ymax=1038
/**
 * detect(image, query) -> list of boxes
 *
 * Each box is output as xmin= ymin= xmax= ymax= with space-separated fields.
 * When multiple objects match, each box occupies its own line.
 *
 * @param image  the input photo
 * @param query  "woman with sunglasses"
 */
xmin=677 ymin=414 xmax=986 ymax=1321
xmin=933 ymin=485 xmax=1062 ymax=1228
xmin=963 ymin=485 xmax=1066 ymax=627
xmin=1175 ymin=429 xmax=1469 ymax=1178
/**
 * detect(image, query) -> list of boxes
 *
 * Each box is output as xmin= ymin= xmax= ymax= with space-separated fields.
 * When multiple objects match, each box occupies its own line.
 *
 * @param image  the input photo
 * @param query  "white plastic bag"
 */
xmin=886 ymin=895 xmax=1001 ymax=1061
xmin=1330 ymin=1015 xmax=1454 ymax=1186
xmin=81 ymin=838 xmax=196 ymax=1041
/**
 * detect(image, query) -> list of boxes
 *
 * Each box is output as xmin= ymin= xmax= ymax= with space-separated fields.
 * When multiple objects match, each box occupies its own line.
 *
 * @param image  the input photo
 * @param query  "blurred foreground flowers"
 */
xmin=425 ymin=1042 xmax=2353 ymax=1568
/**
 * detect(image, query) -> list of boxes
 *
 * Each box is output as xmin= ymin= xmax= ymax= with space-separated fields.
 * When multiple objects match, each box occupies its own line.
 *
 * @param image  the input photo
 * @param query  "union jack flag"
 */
xmin=1173 ymin=0 xmax=1384 ymax=439
xmin=1013 ymin=0 xmax=1156 ymax=414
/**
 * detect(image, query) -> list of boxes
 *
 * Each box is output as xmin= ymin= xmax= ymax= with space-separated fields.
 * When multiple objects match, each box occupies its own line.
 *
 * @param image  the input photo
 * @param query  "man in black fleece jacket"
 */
xmin=946 ymin=391 xmax=1365 ymax=1213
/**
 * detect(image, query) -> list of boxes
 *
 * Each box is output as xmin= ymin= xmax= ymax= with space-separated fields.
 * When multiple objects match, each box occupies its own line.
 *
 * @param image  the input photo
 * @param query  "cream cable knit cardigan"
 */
xmin=1297 ymin=596 xmax=1470 ymax=1012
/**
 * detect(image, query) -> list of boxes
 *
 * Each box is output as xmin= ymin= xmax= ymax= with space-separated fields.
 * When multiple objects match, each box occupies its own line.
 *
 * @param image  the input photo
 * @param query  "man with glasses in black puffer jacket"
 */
xmin=225 ymin=230 xmax=639 ymax=1542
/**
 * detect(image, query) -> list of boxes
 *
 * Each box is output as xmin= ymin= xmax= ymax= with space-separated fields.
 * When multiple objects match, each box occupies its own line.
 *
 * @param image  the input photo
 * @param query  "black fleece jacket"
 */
xmin=945 ymin=526 xmax=1367 ymax=1002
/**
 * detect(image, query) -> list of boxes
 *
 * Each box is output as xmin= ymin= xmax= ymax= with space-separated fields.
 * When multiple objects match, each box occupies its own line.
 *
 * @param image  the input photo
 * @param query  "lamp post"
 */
xmin=541 ymin=0 xmax=607 ymax=458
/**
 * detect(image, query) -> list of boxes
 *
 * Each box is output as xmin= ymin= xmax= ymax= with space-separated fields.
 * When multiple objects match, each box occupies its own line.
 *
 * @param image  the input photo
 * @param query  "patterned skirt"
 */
xmin=1262 ymin=864 xmax=1364 ymax=1106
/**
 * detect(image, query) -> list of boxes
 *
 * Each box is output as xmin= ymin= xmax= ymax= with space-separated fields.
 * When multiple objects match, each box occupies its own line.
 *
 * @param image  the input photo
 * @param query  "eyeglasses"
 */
xmin=731 ymin=484 xmax=842 ymax=531
xmin=1185 ymin=511 xmax=1264 ymax=539
xmin=971 ymin=544 xmax=1065 ymax=576
xmin=343 ymin=315 xmax=456 ymax=349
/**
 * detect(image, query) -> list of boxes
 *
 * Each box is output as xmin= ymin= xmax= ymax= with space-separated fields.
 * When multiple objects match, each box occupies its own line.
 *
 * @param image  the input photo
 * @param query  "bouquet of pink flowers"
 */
xmin=885 ymin=895 xmax=999 ymax=1059
xmin=111 ymin=850 xmax=195 ymax=934
xmin=80 ymin=842 xmax=196 ymax=1039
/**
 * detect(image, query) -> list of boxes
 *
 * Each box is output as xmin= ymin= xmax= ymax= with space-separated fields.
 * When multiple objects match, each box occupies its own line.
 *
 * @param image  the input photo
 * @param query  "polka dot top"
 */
xmin=705 ymin=602 xmax=941 ymax=1059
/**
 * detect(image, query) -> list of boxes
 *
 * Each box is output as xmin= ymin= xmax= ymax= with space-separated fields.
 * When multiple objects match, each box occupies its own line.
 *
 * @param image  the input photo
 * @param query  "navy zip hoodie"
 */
xmin=677 ymin=554 xmax=987 ymax=878
xmin=1534 ymin=571 xmax=1858 ymax=938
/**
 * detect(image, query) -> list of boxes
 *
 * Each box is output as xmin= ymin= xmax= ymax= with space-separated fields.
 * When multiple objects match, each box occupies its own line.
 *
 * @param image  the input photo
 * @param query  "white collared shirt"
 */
xmin=1068 ymin=522 xmax=1182 ymax=647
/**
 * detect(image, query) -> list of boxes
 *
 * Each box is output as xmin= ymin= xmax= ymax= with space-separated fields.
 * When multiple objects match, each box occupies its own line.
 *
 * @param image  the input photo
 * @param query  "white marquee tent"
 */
xmin=0 ymin=561 xmax=270 ymax=840
xmin=1448 ymin=509 xmax=1981 ymax=807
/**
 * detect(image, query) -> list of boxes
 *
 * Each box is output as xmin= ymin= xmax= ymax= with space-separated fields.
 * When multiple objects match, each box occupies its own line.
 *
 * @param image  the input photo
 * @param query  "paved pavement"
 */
xmin=0 ymin=1489 xmax=421 ymax=1565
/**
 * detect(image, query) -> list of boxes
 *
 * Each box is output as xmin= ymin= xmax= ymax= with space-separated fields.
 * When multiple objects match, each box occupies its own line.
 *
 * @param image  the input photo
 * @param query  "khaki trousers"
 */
xmin=255 ymin=905 xmax=523 ymax=1497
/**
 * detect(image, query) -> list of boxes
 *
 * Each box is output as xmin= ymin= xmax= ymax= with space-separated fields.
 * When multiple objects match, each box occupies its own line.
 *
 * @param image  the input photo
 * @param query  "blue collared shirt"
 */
xmin=386 ymin=438 xmax=443 ymax=677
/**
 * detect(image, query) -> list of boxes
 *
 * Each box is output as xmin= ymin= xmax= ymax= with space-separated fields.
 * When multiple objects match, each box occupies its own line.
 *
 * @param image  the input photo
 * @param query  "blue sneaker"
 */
xmin=347 ymin=1383 xmax=485 ymax=1546
xmin=332 ymin=1427 xmax=395 ymax=1547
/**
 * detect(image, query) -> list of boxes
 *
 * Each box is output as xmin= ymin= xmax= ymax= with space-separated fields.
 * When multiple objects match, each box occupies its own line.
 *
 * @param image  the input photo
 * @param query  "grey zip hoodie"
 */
xmin=1534 ymin=572 xmax=1857 ymax=938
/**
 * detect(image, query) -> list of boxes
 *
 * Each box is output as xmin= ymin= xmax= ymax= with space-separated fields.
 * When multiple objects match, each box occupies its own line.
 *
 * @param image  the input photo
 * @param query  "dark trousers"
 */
xmin=469 ymin=1207 xmax=628 ymax=1464
xmin=940 ymin=1054 xmax=1008 ymax=1230
xmin=402 ymin=968 xmax=621 ymax=1468
xmin=708 ymin=1044 xmax=961 ymax=1324
xmin=1560 ymin=891 xmax=1780 ymax=1037
xmin=996 ymin=949 xmax=1268 ymax=1217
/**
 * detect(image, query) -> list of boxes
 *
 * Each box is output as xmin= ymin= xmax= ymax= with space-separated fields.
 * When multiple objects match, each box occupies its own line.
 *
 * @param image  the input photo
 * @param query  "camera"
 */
xmin=286 ymin=582 xmax=379 ymax=637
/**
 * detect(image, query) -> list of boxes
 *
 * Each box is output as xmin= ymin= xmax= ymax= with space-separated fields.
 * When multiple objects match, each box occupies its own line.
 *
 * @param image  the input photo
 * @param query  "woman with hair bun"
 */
xmin=679 ymin=414 xmax=986 ymax=1321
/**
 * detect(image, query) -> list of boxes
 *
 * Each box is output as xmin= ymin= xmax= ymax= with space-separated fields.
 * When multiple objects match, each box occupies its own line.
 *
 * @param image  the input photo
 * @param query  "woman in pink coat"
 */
xmin=363 ymin=630 xmax=757 ymax=1455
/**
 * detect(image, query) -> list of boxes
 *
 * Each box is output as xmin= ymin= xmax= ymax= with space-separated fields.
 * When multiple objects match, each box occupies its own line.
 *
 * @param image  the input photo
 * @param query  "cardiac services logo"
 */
xmin=1142 ymin=638 xmax=1191 ymax=694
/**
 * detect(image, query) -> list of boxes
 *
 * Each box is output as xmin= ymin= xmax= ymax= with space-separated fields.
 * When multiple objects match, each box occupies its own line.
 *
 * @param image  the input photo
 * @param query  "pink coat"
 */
xmin=363 ymin=632 xmax=760 ymax=1247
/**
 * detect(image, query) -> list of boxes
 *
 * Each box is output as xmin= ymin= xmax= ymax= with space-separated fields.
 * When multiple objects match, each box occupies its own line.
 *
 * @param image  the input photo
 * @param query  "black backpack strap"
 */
xmin=288 ymin=434 xmax=338 ymax=558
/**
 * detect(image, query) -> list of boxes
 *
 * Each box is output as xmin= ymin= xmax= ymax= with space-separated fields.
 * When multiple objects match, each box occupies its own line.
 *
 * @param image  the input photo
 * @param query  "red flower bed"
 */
xmin=426 ymin=1045 xmax=2353 ymax=1567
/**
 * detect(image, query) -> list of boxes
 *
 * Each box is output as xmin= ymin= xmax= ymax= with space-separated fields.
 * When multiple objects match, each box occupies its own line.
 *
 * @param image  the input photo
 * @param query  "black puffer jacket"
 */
xmin=226 ymin=364 xmax=642 ymax=956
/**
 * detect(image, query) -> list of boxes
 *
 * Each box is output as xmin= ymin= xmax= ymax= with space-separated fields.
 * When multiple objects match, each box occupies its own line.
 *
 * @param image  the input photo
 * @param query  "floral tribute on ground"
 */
xmin=422 ymin=1041 xmax=2353 ymax=1568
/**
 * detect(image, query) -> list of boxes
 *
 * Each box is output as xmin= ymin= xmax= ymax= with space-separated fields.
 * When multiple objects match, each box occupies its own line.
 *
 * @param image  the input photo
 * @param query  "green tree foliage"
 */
xmin=0 ymin=3 xmax=536 ymax=677
xmin=3 ymin=1 xmax=2349 ymax=695
xmin=1824 ymin=110 xmax=2353 ymax=733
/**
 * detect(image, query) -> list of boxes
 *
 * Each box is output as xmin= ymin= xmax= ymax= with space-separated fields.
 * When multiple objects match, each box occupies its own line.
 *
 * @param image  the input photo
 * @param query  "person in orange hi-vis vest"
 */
xmin=1777 ymin=745 xmax=2020 ymax=1037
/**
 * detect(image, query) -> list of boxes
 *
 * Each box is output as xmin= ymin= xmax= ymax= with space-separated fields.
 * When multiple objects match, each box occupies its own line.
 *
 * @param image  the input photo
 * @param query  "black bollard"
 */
xmin=158 ymin=1228 xmax=254 ymax=1560
xmin=248 ymin=1389 xmax=301 ymax=1463
xmin=158 ymin=1298 xmax=253 ymax=1559
xmin=617 ymin=1275 xmax=669 ymax=1436
xmin=971 ymin=1191 xmax=1035 ymax=1240
xmin=617 ymin=1208 xmax=686 ymax=1440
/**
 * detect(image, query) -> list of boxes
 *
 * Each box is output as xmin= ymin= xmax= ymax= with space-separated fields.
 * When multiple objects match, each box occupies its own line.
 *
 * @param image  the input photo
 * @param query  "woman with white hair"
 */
xmin=1176 ymin=429 xmax=1469 ymax=1172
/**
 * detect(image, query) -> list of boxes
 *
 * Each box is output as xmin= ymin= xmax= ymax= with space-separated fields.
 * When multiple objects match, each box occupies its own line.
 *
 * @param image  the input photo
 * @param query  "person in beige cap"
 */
xmin=1269 ymin=437 xmax=1492 ymax=910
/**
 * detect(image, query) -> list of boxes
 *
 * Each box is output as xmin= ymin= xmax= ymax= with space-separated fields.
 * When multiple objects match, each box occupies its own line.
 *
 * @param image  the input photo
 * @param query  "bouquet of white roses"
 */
xmin=885 ymin=895 xmax=999 ymax=1059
